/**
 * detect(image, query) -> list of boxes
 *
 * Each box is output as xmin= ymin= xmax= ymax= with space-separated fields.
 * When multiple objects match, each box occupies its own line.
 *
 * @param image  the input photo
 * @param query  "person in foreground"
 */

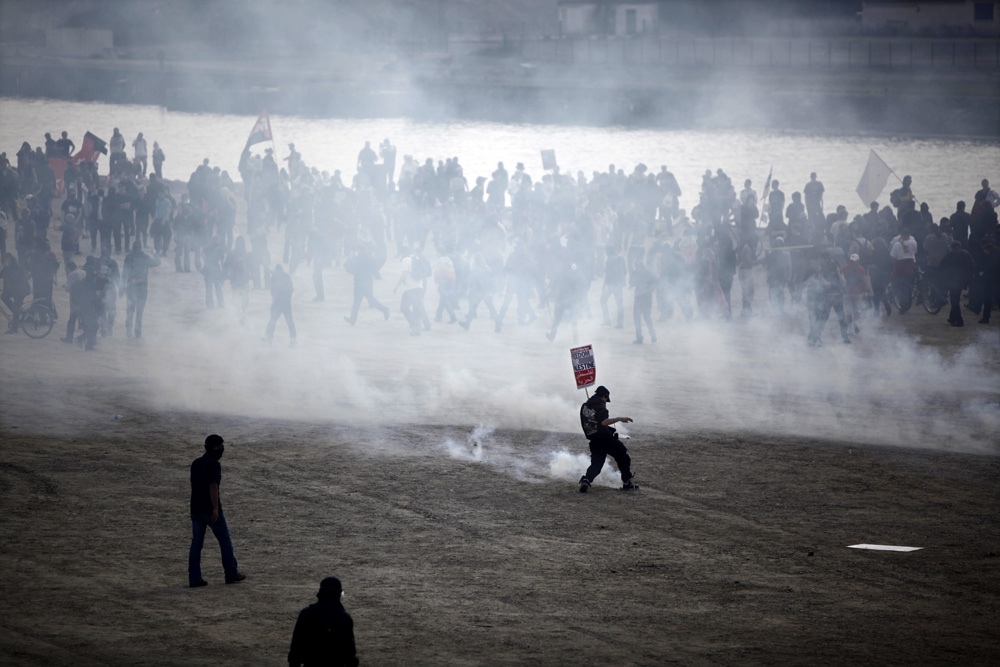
xmin=288 ymin=576 xmax=359 ymax=667
xmin=188 ymin=434 xmax=246 ymax=587
xmin=578 ymin=385 xmax=638 ymax=492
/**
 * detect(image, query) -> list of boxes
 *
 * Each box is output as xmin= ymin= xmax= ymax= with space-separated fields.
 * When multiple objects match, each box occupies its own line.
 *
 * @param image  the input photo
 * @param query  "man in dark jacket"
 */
xmin=288 ymin=577 xmax=359 ymax=667
xmin=939 ymin=241 xmax=975 ymax=327
xmin=188 ymin=434 xmax=245 ymax=587
xmin=976 ymin=238 xmax=999 ymax=324
xmin=265 ymin=264 xmax=296 ymax=345
xmin=343 ymin=244 xmax=389 ymax=325
xmin=578 ymin=385 xmax=638 ymax=493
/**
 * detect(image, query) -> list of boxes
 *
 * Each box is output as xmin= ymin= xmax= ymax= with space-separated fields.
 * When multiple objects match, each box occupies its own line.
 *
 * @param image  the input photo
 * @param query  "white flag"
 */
xmin=856 ymin=149 xmax=893 ymax=208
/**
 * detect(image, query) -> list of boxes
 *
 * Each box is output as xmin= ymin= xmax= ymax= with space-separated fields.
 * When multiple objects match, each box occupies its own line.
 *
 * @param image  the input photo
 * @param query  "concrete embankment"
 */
xmin=1 ymin=52 xmax=997 ymax=136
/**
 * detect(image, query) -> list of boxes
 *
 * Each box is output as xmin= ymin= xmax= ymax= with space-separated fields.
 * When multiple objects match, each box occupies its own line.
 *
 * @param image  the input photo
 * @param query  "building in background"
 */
xmin=862 ymin=0 xmax=1000 ymax=36
xmin=559 ymin=1 xmax=659 ymax=36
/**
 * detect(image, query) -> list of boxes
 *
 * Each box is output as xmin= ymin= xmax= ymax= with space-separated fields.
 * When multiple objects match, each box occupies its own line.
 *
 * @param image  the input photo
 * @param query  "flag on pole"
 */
xmin=759 ymin=166 xmax=773 ymax=225
xmin=244 ymin=109 xmax=272 ymax=151
xmin=70 ymin=131 xmax=108 ymax=164
xmin=856 ymin=149 xmax=893 ymax=208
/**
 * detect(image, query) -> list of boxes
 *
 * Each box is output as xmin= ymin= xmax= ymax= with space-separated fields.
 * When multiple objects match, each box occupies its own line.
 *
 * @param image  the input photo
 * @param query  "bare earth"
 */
xmin=1 ymin=233 xmax=999 ymax=665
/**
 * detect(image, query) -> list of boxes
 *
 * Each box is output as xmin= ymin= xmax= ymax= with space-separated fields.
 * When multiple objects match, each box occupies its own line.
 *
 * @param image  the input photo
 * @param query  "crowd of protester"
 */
xmin=1 ymin=127 xmax=998 ymax=349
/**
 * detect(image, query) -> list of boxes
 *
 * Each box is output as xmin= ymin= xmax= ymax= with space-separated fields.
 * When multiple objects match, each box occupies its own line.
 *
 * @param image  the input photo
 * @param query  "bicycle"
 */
xmin=890 ymin=267 xmax=943 ymax=315
xmin=919 ymin=269 xmax=947 ymax=315
xmin=18 ymin=299 xmax=56 ymax=339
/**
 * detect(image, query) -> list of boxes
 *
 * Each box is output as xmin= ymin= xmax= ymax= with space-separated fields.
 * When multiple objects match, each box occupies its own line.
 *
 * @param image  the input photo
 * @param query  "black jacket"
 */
xmin=288 ymin=599 xmax=358 ymax=667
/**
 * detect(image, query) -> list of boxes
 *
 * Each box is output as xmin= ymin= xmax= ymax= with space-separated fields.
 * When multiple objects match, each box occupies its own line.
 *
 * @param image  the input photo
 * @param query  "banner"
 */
xmin=244 ymin=109 xmax=273 ymax=151
xmin=856 ymin=149 xmax=893 ymax=208
xmin=570 ymin=344 xmax=596 ymax=390
xmin=540 ymin=149 xmax=557 ymax=171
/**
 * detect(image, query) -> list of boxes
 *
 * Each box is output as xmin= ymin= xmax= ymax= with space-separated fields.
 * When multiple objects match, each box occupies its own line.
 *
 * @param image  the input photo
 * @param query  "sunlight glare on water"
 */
xmin=1 ymin=97 xmax=997 ymax=219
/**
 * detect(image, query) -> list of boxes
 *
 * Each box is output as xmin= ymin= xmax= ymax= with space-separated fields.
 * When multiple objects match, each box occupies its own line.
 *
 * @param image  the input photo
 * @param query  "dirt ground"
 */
xmin=2 ymin=225 xmax=999 ymax=665
xmin=1 ymin=416 xmax=998 ymax=666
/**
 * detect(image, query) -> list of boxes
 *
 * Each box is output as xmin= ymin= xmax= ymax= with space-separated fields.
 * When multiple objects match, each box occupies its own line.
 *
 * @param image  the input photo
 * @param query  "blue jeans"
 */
xmin=189 ymin=511 xmax=239 ymax=583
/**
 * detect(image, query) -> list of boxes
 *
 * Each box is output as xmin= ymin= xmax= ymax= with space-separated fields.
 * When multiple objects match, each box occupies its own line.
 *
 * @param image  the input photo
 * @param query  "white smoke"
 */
xmin=442 ymin=424 xmax=625 ymax=488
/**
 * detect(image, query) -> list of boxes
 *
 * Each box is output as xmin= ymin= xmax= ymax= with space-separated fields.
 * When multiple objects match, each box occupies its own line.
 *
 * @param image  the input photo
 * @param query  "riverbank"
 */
xmin=1 ymin=48 xmax=998 ymax=136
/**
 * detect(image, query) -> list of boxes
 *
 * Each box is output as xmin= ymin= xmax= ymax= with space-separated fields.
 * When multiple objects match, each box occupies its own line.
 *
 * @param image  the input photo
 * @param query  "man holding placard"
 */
xmin=578 ymin=385 xmax=638 ymax=492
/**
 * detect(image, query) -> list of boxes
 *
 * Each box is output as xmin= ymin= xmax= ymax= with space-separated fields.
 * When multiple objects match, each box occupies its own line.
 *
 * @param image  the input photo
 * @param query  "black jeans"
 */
xmin=583 ymin=432 xmax=633 ymax=484
xmin=949 ymin=287 xmax=964 ymax=324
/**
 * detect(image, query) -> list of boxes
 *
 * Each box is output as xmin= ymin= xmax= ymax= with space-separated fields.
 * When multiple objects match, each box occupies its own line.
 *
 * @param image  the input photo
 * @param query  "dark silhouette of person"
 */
xmin=188 ymin=434 xmax=245 ymax=587
xmin=939 ymin=241 xmax=974 ymax=326
xmin=803 ymin=172 xmax=824 ymax=222
xmin=630 ymin=259 xmax=657 ymax=344
xmin=578 ymin=385 xmax=638 ymax=492
xmin=806 ymin=255 xmax=851 ymax=346
xmin=26 ymin=246 xmax=59 ymax=319
xmin=768 ymin=179 xmax=785 ymax=228
xmin=74 ymin=256 xmax=104 ymax=350
xmin=356 ymin=141 xmax=377 ymax=175
xmin=977 ymin=238 xmax=1000 ymax=324
xmin=950 ymin=201 xmax=972 ymax=246
xmin=152 ymin=141 xmax=165 ymax=178
xmin=55 ymin=131 xmax=75 ymax=158
xmin=265 ymin=264 xmax=296 ymax=345
xmin=343 ymin=244 xmax=389 ymax=324
xmin=0 ymin=253 xmax=31 ymax=333
xmin=288 ymin=577 xmax=359 ymax=667
xmin=201 ymin=237 xmax=226 ymax=309
xmin=122 ymin=240 xmax=161 ymax=338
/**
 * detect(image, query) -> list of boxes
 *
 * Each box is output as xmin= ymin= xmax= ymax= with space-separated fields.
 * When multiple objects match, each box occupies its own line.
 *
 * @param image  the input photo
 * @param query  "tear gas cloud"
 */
xmin=56 ymin=263 xmax=998 ymax=460
xmin=1 ymin=1 xmax=997 ymax=461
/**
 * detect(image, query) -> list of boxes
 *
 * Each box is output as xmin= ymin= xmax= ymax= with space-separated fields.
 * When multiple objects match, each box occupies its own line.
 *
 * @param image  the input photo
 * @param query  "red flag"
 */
xmin=71 ymin=131 xmax=108 ymax=164
xmin=50 ymin=157 xmax=68 ymax=195
xmin=244 ymin=109 xmax=272 ymax=151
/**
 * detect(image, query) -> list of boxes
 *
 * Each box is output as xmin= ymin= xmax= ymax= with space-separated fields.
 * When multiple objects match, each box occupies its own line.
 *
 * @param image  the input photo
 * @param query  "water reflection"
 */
xmin=1 ymin=97 xmax=996 ymax=218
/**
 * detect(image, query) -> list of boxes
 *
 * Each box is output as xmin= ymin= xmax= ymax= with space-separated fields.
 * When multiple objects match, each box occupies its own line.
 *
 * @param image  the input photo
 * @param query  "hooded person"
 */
xmin=288 ymin=577 xmax=359 ymax=667
xmin=578 ymin=385 xmax=639 ymax=492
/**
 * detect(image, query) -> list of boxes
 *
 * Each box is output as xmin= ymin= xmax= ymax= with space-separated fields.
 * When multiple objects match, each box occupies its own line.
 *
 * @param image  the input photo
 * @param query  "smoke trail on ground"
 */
xmin=441 ymin=425 xmax=622 ymax=486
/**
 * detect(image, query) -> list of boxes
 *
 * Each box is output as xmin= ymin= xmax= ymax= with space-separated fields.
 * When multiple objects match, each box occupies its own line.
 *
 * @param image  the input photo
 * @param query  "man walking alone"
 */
xmin=188 ymin=434 xmax=246 ymax=587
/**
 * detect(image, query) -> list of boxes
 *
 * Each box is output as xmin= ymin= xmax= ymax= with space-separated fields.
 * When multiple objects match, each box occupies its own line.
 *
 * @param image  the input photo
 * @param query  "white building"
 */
xmin=559 ymin=1 xmax=659 ymax=36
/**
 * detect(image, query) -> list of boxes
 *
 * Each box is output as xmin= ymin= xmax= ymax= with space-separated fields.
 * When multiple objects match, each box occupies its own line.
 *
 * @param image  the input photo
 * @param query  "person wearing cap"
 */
xmin=578 ymin=386 xmax=638 ymax=492
xmin=189 ymin=435 xmax=245 ymax=587
xmin=288 ymin=576 xmax=359 ymax=667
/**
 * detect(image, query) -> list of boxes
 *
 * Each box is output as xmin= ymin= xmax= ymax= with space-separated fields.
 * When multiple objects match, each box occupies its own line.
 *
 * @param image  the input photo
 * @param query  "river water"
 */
xmin=1 ymin=97 xmax=998 ymax=221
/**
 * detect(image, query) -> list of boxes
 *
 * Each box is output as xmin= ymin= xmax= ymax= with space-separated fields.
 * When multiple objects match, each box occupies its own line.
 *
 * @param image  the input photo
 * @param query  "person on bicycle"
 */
xmin=1 ymin=253 xmax=31 ymax=333
xmin=26 ymin=245 xmax=59 ymax=319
